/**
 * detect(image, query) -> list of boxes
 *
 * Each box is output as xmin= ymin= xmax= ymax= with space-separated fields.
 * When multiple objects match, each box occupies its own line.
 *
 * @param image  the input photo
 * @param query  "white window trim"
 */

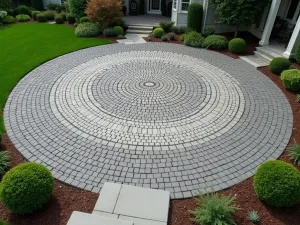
xmin=173 ymin=0 xmax=177 ymax=10
xmin=179 ymin=0 xmax=190 ymax=13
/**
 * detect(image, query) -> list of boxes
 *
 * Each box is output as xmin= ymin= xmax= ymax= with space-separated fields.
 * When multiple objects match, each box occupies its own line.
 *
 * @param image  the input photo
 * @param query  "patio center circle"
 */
xmin=4 ymin=43 xmax=293 ymax=199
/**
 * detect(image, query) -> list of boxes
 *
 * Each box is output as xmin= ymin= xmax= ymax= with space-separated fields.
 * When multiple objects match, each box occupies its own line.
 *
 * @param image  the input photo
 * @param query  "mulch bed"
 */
xmin=0 ymin=32 xmax=300 ymax=225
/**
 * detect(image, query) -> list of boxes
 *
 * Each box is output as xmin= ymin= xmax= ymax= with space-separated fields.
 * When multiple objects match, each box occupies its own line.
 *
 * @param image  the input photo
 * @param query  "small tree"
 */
xmin=211 ymin=0 xmax=270 ymax=37
xmin=85 ymin=0 xmax=122 ymax=30
xmin=69 ymin=0 xmax=87 ymax=20
xmin=187 ymin=3 xmax=203 ymax=33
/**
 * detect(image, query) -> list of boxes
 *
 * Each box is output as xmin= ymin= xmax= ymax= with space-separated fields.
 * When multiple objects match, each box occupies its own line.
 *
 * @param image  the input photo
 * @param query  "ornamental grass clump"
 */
xmin=0 ymin=151 xmax=9 ymax=176
xmin=288 ymin=141 xmax=300 ymax=166
xmin=75 ymin=22 xmax=100 ymax=37
xmin=202 ymin=35 xmax=228 ymax=50
xmin=184 ymin=31 xmax=205 ymax=48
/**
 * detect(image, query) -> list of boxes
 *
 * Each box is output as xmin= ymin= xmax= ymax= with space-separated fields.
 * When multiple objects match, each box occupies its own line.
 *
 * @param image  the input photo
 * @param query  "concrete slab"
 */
xmin=92 ymin=210 xmax=119 ymax=219
xmin=119 ymin=216 xmax=167 ymax=225
xmin=114 ymin=184 xmax=170 ymax=223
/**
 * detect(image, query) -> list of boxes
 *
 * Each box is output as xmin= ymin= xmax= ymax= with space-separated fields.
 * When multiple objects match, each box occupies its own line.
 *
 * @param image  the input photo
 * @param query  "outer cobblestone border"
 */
xmin=4 ymin=43 xmax=293 ymax=199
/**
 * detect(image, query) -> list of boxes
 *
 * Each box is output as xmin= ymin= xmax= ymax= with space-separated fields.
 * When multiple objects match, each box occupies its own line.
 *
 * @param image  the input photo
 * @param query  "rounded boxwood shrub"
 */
xmin=2 ymin=15 xmax=14 ymax=24
xmin=79 ymin=16 xmax=89 ymax=23
xmin=67 ymin=13 xmax=76 ymax=24
xmin=60 ymin=12 xmax=66 ymax=21
xmin=254 ymin=160 xmax=300 ymax=207
xmin=280 ymin=69 xmax=300 ymax=91
xmin=103 ymin=28 xmax=117 ymax=37
xmin=43 ymin=10 xmax=55 ymax=20
xmin=36 ymin=13 xmax=47 ymax=22
xmin=269 ymin=57 xmax=291 ymax=75
xmin=113 ymin=26 xmax=124 ymax=36
xmin=31 ymin=11 xmax=41 ymax=20
xmin=153 ymin=27 xmax=164 ymax=38
xmin=15 ymin=14 xmax=30 ymax=22
xmin=202 ymin=35 xmax=228 ymax=50
xmin=184 ymin=31 xmax=205 ymax=48
xmin=17 ymin=5 xmax=31 ymax=16
xmin=55 ymin=14 xmax=64 ymax=24
xmin=75 ymin=22 xmax=100 ymax=37
xmin=0 ymin=162 xmax=54 ymax=214
xmin=229 ymin=38 xmax=246 ymax=54
xmin=187 ymin=3 xmax=203 ymax=33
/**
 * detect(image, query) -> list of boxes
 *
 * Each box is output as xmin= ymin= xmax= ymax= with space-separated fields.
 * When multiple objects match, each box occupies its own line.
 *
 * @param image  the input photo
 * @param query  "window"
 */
xmin=181 ymin=0 xmax=190 ymax=11
xmin=173 ymin=0 xmax=177 ymax=9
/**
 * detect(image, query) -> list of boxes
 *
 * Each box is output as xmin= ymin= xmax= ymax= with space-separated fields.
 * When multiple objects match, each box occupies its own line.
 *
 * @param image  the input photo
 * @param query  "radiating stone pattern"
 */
xmin=4 ymin=43 xmax=293 ymax=199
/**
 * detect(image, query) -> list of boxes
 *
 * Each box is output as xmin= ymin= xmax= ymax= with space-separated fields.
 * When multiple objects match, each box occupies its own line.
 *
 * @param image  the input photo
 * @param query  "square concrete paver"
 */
xmin=119 ymin=215 xmax=167 ymax=225
xmin=114 ymin=184 xmax=170 ymax=223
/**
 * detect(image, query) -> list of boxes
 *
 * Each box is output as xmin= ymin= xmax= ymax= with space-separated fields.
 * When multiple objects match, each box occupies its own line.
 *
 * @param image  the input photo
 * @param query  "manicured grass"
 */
xmin=0 ymin=23 xmax=111 ymax=132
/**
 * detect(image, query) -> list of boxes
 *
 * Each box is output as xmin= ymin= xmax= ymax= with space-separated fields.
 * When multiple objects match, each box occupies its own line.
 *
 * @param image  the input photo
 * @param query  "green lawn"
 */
xmin=0 ymin=23 xmax=111 ymax=132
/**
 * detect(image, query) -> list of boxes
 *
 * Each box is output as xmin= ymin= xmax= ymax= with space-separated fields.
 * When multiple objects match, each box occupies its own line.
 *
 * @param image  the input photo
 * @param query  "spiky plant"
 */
xmin=248 ymin=210 xmax=260 ymax=224
xmin=0 ymin=151 xmax=10 ymax=175
xmin=289 ymin=141 xmax=300 ymax=166
xmin=297 ymin=94 xmax=300 ymax=103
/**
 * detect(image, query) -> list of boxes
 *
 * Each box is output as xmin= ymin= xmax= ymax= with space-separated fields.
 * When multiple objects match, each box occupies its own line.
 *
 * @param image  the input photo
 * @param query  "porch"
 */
xmin=123 ymin=15 xmax=169 ymax=26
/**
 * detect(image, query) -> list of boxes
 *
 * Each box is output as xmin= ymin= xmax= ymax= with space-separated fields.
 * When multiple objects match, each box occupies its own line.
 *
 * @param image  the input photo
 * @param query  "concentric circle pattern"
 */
xmin=4 ymin=43 xmax=293 ymax=199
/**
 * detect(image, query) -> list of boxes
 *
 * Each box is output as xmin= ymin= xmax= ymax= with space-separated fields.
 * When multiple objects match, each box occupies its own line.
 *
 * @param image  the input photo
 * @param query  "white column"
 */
xmin=259 ymin=0 xmax=281 ymax=46
xmin=202 ymin=0 xmax=209 ymax=33
xmin=283 ymin=17 xmax=300 ymax=58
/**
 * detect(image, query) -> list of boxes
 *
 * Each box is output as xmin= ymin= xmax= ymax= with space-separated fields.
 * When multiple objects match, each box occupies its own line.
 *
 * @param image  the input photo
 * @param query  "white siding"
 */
xmin=43 ymin=0 xmax=61 ymax=9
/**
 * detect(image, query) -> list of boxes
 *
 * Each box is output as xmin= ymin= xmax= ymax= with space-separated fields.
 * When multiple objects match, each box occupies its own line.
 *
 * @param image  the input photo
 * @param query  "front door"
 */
xmin=148 ymin=0 xmax=161 ymax=14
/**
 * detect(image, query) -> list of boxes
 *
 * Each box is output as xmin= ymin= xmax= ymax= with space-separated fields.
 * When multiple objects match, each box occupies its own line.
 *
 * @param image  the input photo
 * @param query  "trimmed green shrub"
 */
xmin=161 ymin=35 xmax=168 ymax=42
xmin=112 ymin=26 xmax=123 ymax=36
xmin=280 ymin=69 xmax=300 ymax=91
xmin=75 ymin=22 xmax=100 ymax=37
xmin=31 ymin=0 xmax=43 ymax=10
xmin=269 ymin=57 xmax=291 ymax=75
xmin=69 ymin=0 xmax=86 ymax=20
xmin=180 ymin=33 xmax=186 ymax=41
xmin=0 ymin=10 xmax=7 ymax=20
xmin=0 ymin=151 xmax=9 ymax=176
xmin=103 ymin=28 xmax=117 ymax=37
xmin=43 ymin=10 xmax=55 ymax=20
xmin=1 ymin=15 xmax=14 ymax=24
xmin=191 ymin=192 xmax=239 ymax=225
xmin=184 ymin=31 xmax=205 ymax=48
xmin=229 ymin=38 xmax=246 ymax=54
xmin=47 ymin=3 xmax=63 ymax=12
xmin=66 ymin=13 xmax=76 ymax=24
xmin=36 ymin=13 xmax=47 ymax=22
xmin=16 ymin=14 xmax=30 ymax=22
xmin=202 ymin=35 xmax=228 ymax=50
xmin=159 ymin=20 xmax=174 ymax=32
xmin=17 ymin=5 xmax=31 ymax=16
xmin=79 ymin=16 xmax=89 ymax=23
xmin=203 ymin=27 xmax=215 ymax=37
xmin=55 ymin=14 xmax=64 ymax=24
xmin=288 ymin=141 xmax=300 ymax=166
xmin=31 ymin=11 xmax=41 ymax=20
xmin=254 ymin=160 xmax=300 ymax=207
xmin=0 ymin=220 xmax=10 ymax=225
xmin=168 ymin=32 xmax=176 ymax=41
xmin=153 ymin=27 xmax=164 ymax=38
xmin=295 ymin=42 xmax=300 ymax=64
xmin=60 ymin=12 xmax=66 ymax=21
xmin=187 ymin=3 xmax=203 ymax=33
xmin=0 ymin=162 xmax=54 ymax=214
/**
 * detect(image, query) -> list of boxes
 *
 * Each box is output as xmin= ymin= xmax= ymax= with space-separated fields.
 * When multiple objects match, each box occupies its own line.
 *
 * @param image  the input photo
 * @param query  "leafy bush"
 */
xmin=103 ymin=28 xmax=117 ymax=37
xmin=248 ymin=211 xmax=260 ymax=224
xmin=288 ymin=141 xmax=300 ymax=166
xmin=202 ymin=35 xmax=228 ymax=49
xmin=17 ymin=5 xmax=31 ymax=16
xmin=67 ymin=13 xmax=76 ymax=24
xmin=185 ymin=27 xmax=194 ymax=33
xmin=269 ymin=57 xmax=291 ymax=75
xmin=171 ymin=26 xmax=185 ymax=34
xmin=295 ymin=42 xmax=300 ymax=64
xmin=161 ymin=35 xmax=168 ymax=42
xmin=0 ymin=162 xmax=54 ymax=214
xmin=168 ymin=32 xmax=176 ymax=41
xmin=1 ymin=15 xmax=14 ymax=24
xmin=85 ymin=0 xmax=122 ymax=30
xmin=60 ymin=12 xmax=66 ymax=21
xmin=191 ymin=192 xmax=239 ymax=225
xmin=31 ymin=0 xmax=43 ymax=10
xmin=16 ymin=14 xmax=30 ymax=22
xmin=280 ymin=69 xmax=300 ymax=91
xmin=187 ymin=3 xmax=203 ymax=33
xmin=0 ymin=151 xmax=9 ymax=176
xmin=31 ymin=11 xmax=41 ymax=20
xmin=0 ymin=220 xmax=10 ymax=225
xmin=153 ymin=27 xmax=164 ymax=38
xmin=229 ymin=38 xmax=246 ymax=54
xmin=254 ymin=160 xmax=300 ymax=207
xmin=159 ymin=20 xmax=174 ymax=32
xmin=43 ymin=10 xmax=55 ymax=20
xmin=0 ymin=0 xmax=12 ymax=11
xmin=55 ymin=14 xmax=64 ymax=24
xmin=0 ymin=11 xmax=7 ymax=19
xmin=180 ymin=33 xmax=186 ymax=41
xmin=75 ymin=22 xmax=100 ymax=37
xmin=47 ymin=3 xmax=63 ymax=12
xmin=69 ymin=0 xmax=87 ymax=20
xmin=203 ymin=27 xmax=215 ymax=37
xmin=36 ymin=13 xmax=47 ymax=22
xmin=184 ymin=31 xmax=205 ymax=48
xmin=79 ymin=16 xmax=89 ymax=23
xmin=113 ymin=25 xmax=123 ymax=35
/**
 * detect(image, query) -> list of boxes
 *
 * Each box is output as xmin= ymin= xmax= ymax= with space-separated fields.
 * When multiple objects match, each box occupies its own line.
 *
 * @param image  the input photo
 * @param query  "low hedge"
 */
xmin=66 ymin=13 xmax=75 ymax=24
xmin=36 ymin=13 xmax=47 ymax=22
xmin=75 ymin=22 xmax=100 ymax=37
xmin=269 ymin=57 xmax=291 ymax=75
xmin=229 ymin=38 xmax=246 ymax=54
xmin=0 ymin=162 xmax=54 ymax=214
xmin=202 ymin=35 xmax=228 ymax=50
xmin=31 ymin=11 xmax=41 ymax=20
xmin=2 ymin=15 xmax=15 ymax=24
xmin=15 ymin=14 xmax=30 ymax=22
xmin=113 ymin=26 xmax=124 ymax=36
xmin=153 ymin=27 xmax=164 ymax=38
xmin=43 ymin=10 xmax=55 ymax=20
xmin=254 ymin=160 xmax=300 ymax=207
xmin=184 ymin=31 xmax=205 ymax=48
xmin=281 ymin=69 xmax=300 ymax=91
xmin=55 ymin=14 xmax=64 ymax=24
xmin=79 ymin=16 xmax=89 ymax=23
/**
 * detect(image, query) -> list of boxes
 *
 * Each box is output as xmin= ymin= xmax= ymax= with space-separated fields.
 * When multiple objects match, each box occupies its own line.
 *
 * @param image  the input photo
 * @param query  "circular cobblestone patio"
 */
xmin=4 ymin=43 xmax=293 ymax=199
